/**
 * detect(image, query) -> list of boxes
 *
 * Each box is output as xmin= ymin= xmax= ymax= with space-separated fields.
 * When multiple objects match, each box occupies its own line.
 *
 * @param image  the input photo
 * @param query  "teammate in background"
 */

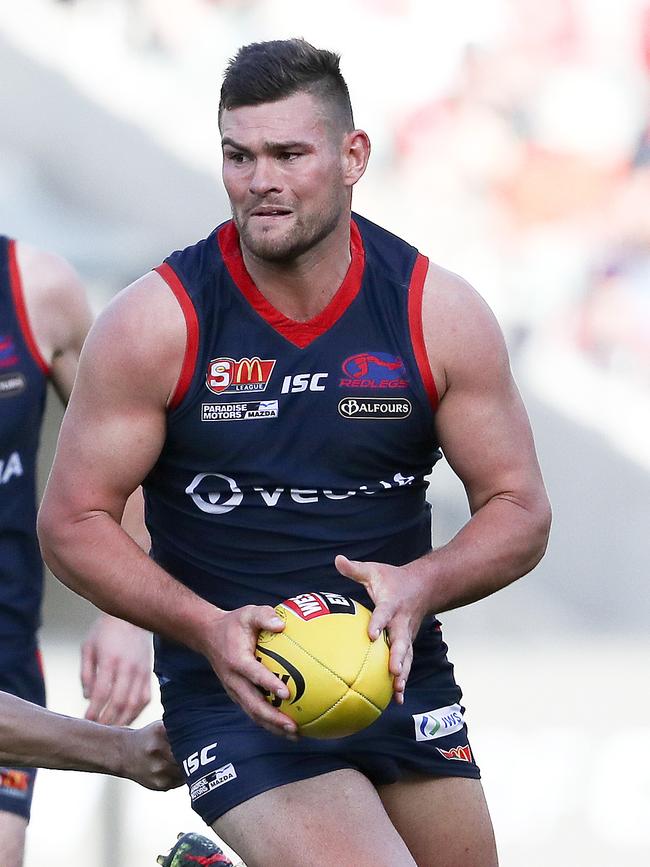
xmin=0 ymin=691 xmax=181 ymax=791
xmin=0 ymin=237 xmax=153 ymax=865
xmin=38 ymin=40 xmax=551 ymax=867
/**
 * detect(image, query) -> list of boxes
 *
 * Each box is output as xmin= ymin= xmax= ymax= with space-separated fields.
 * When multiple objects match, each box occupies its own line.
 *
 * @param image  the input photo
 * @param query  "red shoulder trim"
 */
xmin=7 ymin=240 xmax=50 ymax=375
xmin=217 ymin=219 xmax=365 ymax=349
xmin=407 ymin=253 xmax=439 ymax=410
xmin=155 ymin=262 xmax=199 ymax=411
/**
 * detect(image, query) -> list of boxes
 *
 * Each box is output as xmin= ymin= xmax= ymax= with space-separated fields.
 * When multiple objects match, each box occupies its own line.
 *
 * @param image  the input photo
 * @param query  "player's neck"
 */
xmin=240 ymin=220 xmax=352 ymax=323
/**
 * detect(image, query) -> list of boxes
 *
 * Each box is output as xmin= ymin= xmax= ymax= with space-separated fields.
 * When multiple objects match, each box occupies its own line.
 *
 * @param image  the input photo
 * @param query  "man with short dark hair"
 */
xmin=39 ymin=39 xmax=551 ymax=866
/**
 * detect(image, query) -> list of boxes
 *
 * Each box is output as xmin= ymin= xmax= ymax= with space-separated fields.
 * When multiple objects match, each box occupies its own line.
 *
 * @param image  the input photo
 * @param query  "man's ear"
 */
xmin=342 ymin=129 xmax=371 ymax=187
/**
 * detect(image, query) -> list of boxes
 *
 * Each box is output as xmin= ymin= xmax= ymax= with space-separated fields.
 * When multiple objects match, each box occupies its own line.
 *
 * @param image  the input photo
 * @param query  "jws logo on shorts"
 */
xmin=206 ymin=356 xmax=276 ymax=395
xmin=412 ymin=704 xmax=464 ymax=742
xmin=182 ymin=742 xmax=219 ymax=776
xmin=338 ymin=398 xmax=411 ymax=420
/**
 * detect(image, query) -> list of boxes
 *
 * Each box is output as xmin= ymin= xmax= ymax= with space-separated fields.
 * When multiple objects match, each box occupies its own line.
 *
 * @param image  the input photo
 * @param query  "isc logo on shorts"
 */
xmin=189 ymin=763 xmax=237 ymax=801
xmin=412 ymin=704 xmax=464 ymax=742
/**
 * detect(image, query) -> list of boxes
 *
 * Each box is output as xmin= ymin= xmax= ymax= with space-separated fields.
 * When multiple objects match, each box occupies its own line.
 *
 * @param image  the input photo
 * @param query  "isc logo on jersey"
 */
xmin=206 ymin=356 xmax=276 ymax=395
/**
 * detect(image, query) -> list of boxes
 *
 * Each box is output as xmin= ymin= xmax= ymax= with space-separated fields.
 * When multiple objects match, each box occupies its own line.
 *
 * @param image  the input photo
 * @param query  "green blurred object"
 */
xmin=157 ymin=831 xmax=236 ymax=866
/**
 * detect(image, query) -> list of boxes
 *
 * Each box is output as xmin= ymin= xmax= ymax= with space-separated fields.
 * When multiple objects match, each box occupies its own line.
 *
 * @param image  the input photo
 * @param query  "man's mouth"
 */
xmin=250 ymin=206 xmax=292 ymax=218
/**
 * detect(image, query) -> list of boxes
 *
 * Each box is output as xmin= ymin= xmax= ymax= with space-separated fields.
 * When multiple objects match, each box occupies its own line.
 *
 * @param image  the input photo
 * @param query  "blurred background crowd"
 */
xmin=1 ymin=1 xmax=649 ymax=865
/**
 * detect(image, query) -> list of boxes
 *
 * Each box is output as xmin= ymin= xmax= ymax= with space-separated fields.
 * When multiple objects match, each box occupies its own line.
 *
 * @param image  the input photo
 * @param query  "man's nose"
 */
xmin=249 ymin=158 xmax=282 ymax=196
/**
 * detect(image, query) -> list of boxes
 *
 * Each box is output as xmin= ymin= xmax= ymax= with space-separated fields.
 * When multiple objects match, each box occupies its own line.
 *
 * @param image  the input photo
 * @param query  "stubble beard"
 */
xmin=234 ymin=200 xmax=344 ymax=264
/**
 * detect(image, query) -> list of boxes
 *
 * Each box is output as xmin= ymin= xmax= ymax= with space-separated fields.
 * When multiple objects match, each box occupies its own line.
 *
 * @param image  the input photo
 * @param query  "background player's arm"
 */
xmin=38 ymin=272 xmax=296 ymax=737
xmin=17 ymin=242 xmax=153 ymax=724
xmin=337 ymin=264 xmax=551 ymax=694
xmin=0 ymin=691 xmax=182 ymax=791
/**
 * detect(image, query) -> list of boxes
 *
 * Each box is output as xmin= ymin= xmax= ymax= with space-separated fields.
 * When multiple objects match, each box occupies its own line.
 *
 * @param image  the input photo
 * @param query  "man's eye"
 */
xmin=279 ymin=152 xmax=300 ymax=161
xmin=226 ymin=152 xmax=247 ymax=163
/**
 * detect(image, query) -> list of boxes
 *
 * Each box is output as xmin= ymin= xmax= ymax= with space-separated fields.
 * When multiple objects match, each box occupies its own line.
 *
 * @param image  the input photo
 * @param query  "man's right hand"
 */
xmin=122 ymin=721 xmax=183 ymax=791
xmin=201 ymin=605 xmax=299 ymax=739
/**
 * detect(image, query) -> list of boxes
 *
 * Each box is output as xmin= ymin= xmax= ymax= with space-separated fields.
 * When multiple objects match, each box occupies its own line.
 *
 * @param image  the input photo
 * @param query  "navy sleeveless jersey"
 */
xmin=147 ymin=214 xmax=442 ymax=678
xmin=0 ymin=237 xmax=49 ymax=644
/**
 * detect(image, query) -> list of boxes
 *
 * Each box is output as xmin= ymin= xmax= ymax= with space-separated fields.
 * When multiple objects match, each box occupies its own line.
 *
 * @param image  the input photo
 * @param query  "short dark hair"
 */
xmin=219 ymin=38 xmax=354 ymax=131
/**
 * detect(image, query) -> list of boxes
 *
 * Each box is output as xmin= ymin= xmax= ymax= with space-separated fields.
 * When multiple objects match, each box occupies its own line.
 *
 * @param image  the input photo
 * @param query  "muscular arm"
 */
xmin=0 ymin=692 xmax=181 ymax=790
xmin=38 ymin=273 xmax=213 ymax=638
xmin=37 ymin=273 xmax=294 ymax=735
xmin=337 ymin=265 xmax=551 ymax=693
xmin=414 ymin=266 xmax=551 ymax=612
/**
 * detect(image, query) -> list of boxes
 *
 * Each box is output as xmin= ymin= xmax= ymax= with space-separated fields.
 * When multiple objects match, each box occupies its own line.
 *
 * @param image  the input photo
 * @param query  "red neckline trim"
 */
xmin=217 ymin=219 xmax=365 ymax=349
xmin=7 ymin=239 xmax=50 ymax=375
xmin=408 ymin=253 xmax=439 ymax=410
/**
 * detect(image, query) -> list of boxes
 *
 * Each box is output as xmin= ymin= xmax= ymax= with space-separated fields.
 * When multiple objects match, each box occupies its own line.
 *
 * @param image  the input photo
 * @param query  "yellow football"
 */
xmin=256 ymin=592 xmax=393 ymax=739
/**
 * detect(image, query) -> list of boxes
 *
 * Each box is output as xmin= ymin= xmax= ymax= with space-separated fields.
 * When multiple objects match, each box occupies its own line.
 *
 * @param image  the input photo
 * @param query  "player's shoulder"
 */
xmin=15 ymin=240 xmax=86 ymax=311
xmin=421 ymin=260 xmax=509 ymax=395
xmin=423 ymin=260 xmax=504 ymax=342
xmin=95 ymin=269 xmax=185 ymax=347
xmin=85 ymin=269 xmax=187 ymax=401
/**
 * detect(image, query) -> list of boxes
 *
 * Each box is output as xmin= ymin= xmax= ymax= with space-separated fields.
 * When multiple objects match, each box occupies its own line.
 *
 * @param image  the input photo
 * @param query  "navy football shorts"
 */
xmin=0 ymin=646 xmax=46 ymax=821
xmin=160 ymin=619 xmax=480 ymax=826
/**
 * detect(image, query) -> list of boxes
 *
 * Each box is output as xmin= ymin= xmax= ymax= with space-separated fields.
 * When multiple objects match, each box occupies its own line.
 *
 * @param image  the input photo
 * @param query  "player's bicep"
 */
xmin=423 ymin=269 xmax=543 ymax=514
xmin=435 ymin=359 xmax=541 ymax=515
xmin=45 ymin=277 xmax=182 ymax=523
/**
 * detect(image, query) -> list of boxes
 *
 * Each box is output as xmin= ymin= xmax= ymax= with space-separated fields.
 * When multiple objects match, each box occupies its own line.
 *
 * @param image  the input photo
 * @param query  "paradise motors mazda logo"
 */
xmin=338 ymin=397 xmax=412 ymax=419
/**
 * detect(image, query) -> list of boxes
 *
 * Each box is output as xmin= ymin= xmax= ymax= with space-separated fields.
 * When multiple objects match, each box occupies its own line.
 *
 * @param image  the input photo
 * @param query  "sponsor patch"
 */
xmin=0 ymin=452 xmax=23 ymax=486
xmin=0 ymin=768 xmax=30 ymax=797
xmin=437 ymin=744 xmax=473 ymax=763
xmin=0 ymin=335 xmax=18 ymax=369
xmin=413 ymin=704 xmax=464 ymax=742
xmin=206 ymin=357 xmax=275 ymax=395
xmin=339 ymin=352 xmax=408 ymax=389
xmin=0 ymin=372 xmax=26 ymax=397
xmin=281 ymin=592 xmax=356 ymax=621
xmin=189 ymin=763 xmax=237 ymax=801
xmin=338 ymin=397 xmax=412 ymax=419
xmin=201 ymin=400 xmax=279 ymax=421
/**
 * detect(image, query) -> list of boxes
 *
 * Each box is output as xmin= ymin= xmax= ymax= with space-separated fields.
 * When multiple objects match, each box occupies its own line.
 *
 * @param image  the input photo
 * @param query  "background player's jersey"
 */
xmin=0 ymin=237 xmax=49 ymax=645
xmin=147 ymin=214 xmax=442 ymax=678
